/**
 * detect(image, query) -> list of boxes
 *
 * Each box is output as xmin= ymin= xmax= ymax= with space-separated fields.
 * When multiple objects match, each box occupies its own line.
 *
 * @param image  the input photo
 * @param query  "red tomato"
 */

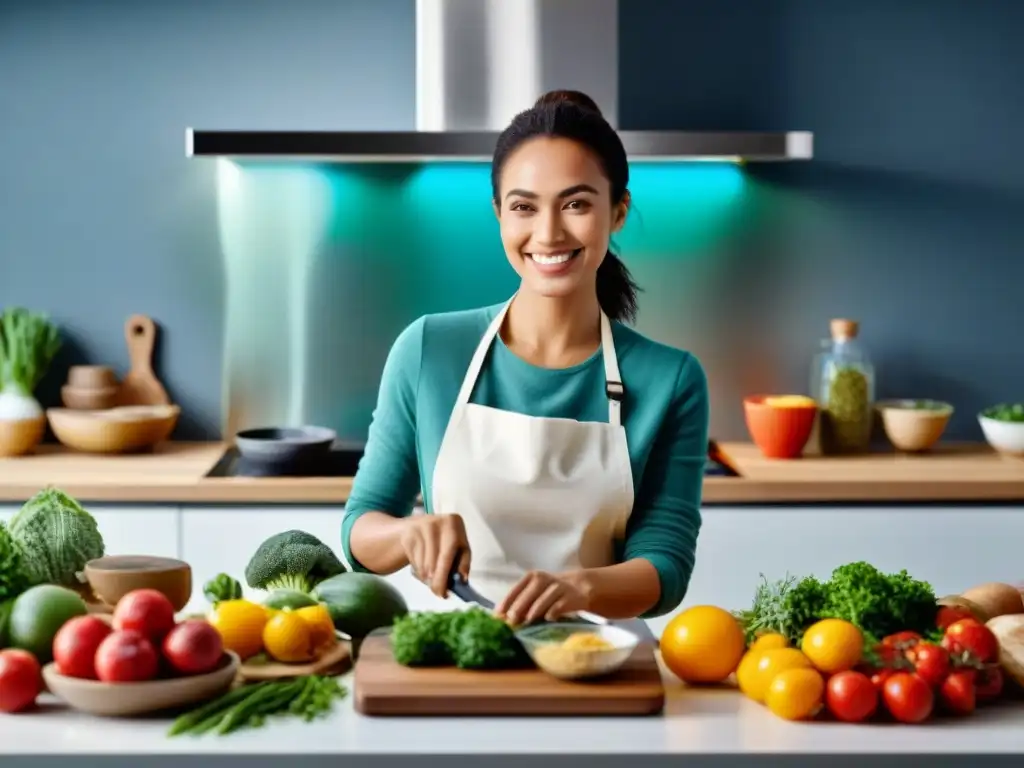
xmin=162 ymin=620 xmax=224 ymax=676
xmin=975 ymin=666 xmax=1004 ymax=702
xmin=871 ymin=668 xmax=896 ymax=693
xmin=94 ymin=630 xmax=159 ymax=683
xmin=52 ymin=615 xmax=113 ymax=680
xmin=882 ymin=631 xmax=922 ymax=650
xmin=825 ymin=670 xmax=878 ymax=723
xmin=0 ymin=649 xmax=42 ymax=713
xmin=112 ymin=589 xmax=176 ymax=643
xmin=936 ymin=606 xmax=975 ymax=630
xmin=882 ymin=672 xmax=934 ymax=724
xmin=905 ymin=642 xmax=951 ymax=688
xmin=943 ymin=619 xmax=999 ymax=663
xmin=939 ymin=670 xmax=976 ymax=715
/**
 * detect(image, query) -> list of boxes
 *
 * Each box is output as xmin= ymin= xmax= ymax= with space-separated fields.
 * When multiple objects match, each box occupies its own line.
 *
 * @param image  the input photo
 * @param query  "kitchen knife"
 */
xmin=447 ymin=571 xmax=607 ymax=626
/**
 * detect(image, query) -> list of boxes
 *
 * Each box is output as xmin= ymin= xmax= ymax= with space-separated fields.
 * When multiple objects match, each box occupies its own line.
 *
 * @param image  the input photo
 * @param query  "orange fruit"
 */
xmin=765 ymin=667 xmax=825 ymax=720
xmin=800 ymin=619 xmax=864 ymax=674
xmin=660 ymin=605 xmax=746 ymax=684
xmin=740 ymin=647 xmax=814 ymax=703
xmin=750 ymin=633 xmax=790 ymax=652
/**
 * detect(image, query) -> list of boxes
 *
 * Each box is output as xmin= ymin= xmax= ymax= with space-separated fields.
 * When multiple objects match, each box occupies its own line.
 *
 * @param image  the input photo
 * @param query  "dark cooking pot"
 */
xmin=234 ymin=425 xmax=337 ymax=467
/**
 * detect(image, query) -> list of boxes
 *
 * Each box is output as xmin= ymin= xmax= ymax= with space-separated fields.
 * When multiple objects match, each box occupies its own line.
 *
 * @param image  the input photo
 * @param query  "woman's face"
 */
xmin=494 ymin=136 xmax=628 ymax=302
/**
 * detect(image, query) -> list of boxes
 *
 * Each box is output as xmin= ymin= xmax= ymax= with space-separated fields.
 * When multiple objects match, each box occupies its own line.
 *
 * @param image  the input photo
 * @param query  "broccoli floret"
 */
xmin=390 ymin=608 xmax=528 ymax=670
xmin=243 ymin=529 xmax=346 ymax=594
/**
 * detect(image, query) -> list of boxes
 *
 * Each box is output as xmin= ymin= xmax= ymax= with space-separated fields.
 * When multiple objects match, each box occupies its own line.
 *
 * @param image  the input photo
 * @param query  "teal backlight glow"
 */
xmin=216 ymin=159 xmax=752 ymax=434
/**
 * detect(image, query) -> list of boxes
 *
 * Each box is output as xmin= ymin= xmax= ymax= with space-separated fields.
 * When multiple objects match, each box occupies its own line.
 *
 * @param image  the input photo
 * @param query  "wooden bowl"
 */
xmin=47 ymin=405 xmax=179 ymax=453
xmin=744 ymin=395 xmax=818 ymax=459
xmin=43 ymin=651 xmax=239 ymax=717
xmin=67 ymin=365 xmax=118 ymax=389
xmin=61 ymin=385 xmax=121 ymax=411
xmin=0 ymin=416 xmax=46 ymax=457
xmin=84 ymin=555 xmax=193 ymax=612
xmin=877 ymin=400 xmax=953 ymax=452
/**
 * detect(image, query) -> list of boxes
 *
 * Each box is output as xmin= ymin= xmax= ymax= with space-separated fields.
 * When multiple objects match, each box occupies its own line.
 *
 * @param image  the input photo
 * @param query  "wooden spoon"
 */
xmin=117 ymin=314 xmax=171 ymax=406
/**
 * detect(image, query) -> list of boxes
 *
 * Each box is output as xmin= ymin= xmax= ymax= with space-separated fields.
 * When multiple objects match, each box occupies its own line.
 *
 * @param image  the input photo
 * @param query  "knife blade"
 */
xmin=447 ymin=571 xmax=607 ymax=626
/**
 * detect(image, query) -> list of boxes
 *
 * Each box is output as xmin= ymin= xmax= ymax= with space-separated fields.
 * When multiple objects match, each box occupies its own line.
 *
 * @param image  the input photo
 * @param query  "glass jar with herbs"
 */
xmin=810 ymin=319 xmax=875 ymax=454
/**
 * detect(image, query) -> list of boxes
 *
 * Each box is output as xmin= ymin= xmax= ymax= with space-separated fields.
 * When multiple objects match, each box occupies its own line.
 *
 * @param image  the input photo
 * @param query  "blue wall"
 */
xmin=1 ymin=0 xmax=1021 ymax=441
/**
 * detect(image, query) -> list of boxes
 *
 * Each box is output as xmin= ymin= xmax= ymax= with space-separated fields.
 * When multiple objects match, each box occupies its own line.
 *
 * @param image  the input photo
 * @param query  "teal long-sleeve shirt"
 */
xmin=341 ymin=303 xmax=710 ymax=618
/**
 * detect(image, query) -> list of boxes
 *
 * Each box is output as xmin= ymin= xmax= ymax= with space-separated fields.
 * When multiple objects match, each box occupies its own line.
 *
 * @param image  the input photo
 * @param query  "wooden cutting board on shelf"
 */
xmin=353 ymin=629 xmax=665 ymax=716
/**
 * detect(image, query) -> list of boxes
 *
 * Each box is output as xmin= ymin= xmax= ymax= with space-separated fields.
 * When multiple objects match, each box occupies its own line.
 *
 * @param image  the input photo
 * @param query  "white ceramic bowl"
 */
xmin=979 ymin=410 xmax=1024 ymax=456
xmin=516 ymin=623 xmax=639 ymax=680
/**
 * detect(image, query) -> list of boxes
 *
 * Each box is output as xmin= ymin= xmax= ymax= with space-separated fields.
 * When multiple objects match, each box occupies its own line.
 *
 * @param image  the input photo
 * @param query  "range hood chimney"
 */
xmin=186 ymin=0 xmax=812 ymax=163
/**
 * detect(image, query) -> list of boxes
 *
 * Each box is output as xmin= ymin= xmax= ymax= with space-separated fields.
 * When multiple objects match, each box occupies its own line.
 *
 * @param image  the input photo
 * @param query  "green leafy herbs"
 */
xmin=0 ymin=521 xmax=30 ymax=601
xmin=0 ymin=307 xmax=62 ymax=399
xmin=391 ymin=607 xmax=529 ymax=670
xmin=203 ymin=573 xmax=243 ymax=606
xmin=734 ymin=574 xmax=827 ymax=645
xmin=168 ymin=675 xmax=347 ymax=737
xmin=737 ymin=561 xmax=937 ymax=646
xmin=982 ymin=403 xmax=1024 ymax=423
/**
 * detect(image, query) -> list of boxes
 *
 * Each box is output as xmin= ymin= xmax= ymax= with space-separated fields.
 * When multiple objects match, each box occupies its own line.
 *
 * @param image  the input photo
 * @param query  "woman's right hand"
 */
xmin=399 ymin=514 xmax=471 ymax=598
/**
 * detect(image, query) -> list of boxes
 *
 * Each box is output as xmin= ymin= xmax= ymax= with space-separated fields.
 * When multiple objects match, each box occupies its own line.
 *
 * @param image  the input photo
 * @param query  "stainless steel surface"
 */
xmin=416 ymin=0 xmax=619 ymax=131
xmin=186 ymin=129 xmax=813 ymax=162
xmin=185 ymin=0 xmax=813 ymax=163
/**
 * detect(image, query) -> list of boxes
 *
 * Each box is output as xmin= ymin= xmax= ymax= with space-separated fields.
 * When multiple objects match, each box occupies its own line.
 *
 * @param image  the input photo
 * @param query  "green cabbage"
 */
xmin=8 ymin=488 xmax=105 ymax=587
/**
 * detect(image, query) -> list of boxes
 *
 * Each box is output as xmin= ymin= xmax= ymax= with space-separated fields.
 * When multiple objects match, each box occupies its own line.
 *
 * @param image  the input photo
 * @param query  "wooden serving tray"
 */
xmin=354 ymin=629 xmax=665 ymax=717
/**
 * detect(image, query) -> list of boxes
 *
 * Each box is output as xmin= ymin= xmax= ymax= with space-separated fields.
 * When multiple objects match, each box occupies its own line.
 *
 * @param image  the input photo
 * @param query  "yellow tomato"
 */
xmin=207 ymin=599 xmax=269 ymax=660
xmin=765 ymin=667 xmax=825 ymax=721
xmin=294 ymin=604 xmax=337 ymax=651
xmin=750 ymin=633 xmax=790 ymax=652
xmin=661 ymin=605 xmax=746 ymax=684
xmin=800 ymin=619 xmax=864 ymax=674
xmin=263 ymin=611 xmax=314 ymax=663
xmin=740 ymin=647 xmax=814 ymax=703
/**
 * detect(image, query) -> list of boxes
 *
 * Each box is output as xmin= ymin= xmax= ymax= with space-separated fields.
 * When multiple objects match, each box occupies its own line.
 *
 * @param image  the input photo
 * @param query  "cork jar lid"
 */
xmin=830 ymin=318 xmax=859 ymax=340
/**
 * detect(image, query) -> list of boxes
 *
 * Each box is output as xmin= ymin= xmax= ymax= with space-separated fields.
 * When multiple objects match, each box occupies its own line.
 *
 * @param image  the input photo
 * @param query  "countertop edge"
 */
xmin=1 ymin=441 xmax=1023 ymax=505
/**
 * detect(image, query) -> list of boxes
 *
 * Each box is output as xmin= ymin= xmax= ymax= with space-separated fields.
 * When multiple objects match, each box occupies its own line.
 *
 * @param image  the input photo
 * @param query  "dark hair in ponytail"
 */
xmin=491 ymin=89 xmax=641 ymax=324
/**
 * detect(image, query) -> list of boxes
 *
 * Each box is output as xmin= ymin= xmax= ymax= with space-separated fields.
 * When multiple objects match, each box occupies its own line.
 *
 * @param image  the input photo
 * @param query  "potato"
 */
xmin=986 ymin=614 xmax=1024 ymax=688
xmin=961 ymin=583 xmax=1024 ymax=619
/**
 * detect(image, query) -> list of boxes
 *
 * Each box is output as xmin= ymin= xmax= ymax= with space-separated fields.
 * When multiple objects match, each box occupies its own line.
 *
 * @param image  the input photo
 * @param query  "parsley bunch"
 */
xmin=737 ymin=561 xmax=937 ymax=646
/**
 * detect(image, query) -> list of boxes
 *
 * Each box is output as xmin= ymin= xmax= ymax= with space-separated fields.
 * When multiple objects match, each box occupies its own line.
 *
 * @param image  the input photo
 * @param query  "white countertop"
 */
xmin=4 ymin=666 xmax=1024 ymax=755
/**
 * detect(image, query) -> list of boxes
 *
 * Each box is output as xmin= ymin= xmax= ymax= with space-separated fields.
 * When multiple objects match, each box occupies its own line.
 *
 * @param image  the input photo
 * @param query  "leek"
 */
xmin=0 ymin=307 xmax=62 ymax=420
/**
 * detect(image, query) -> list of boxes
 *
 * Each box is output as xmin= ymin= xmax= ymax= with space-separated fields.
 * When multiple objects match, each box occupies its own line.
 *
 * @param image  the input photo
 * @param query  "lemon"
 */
xmin=765 ymin=667 xmax=825 ymax=721
xmin=750 ymin=633 xmax=790 ymax=652
xmin=740 ymin=647 xmax=814 ymax=703
xmin=800 ymin=619 xmax=864 ymax=674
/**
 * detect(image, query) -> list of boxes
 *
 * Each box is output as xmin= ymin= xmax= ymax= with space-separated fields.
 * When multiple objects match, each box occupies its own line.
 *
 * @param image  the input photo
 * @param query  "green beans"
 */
xmin=167 ymin=676 xmax=348 ymax=738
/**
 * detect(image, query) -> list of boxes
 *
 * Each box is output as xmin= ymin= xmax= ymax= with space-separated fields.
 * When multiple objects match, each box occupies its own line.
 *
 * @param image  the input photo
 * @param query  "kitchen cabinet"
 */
xmin=662 ymin=504 xmax=1024 ymax=640
xmin=0 ymin=504 xmax=179 ymax=561
xmin=179 ymin=504 xmax=449 ymax=614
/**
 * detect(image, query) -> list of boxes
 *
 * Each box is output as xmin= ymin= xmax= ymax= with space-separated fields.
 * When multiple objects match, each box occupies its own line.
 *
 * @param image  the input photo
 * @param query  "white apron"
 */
xmin=430 ymin=297 xmax=636 ymax=607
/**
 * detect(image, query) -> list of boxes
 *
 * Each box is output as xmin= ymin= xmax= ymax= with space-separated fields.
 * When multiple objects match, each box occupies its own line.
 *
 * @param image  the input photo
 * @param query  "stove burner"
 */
xmin=205 ymin=446 xmax=364 ymax=478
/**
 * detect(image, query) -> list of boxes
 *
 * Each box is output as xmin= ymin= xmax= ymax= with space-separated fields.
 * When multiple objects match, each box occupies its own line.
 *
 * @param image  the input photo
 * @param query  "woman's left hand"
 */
xmin=494 ymin=570 xmax=589 ymax=625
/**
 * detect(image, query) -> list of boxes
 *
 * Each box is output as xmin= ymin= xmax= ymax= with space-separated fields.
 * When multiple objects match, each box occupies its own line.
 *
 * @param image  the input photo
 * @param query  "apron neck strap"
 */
xmin=456 ymin=297 xmax=624 ymax=427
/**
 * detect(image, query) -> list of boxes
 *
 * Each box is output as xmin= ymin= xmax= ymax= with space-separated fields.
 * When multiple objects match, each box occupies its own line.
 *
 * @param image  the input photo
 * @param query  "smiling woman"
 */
xmin=342 ymin=90 xmax=710 ymax=628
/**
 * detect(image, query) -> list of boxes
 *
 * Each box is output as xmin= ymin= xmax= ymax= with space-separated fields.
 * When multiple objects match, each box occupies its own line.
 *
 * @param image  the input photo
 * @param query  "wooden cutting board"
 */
xmin=354 ymin=630 xmax=665 ymax=716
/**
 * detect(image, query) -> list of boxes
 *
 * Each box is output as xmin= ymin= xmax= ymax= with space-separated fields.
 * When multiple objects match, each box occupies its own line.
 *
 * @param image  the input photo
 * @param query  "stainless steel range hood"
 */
xmin=186 ymin=0 xmax=812 ymax=163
